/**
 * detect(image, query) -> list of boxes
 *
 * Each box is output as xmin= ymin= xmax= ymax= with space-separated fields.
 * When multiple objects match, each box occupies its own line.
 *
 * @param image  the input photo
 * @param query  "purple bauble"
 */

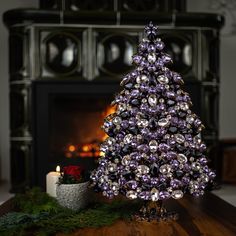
xmin=139 ymin=191 xmax=151 ymax=200
xmin=139 ymin=42 xmax=148 ymax=52
xmin=155 ymin=59 xmax=164 ymax=68
xmin=159 ymin=191 xmax=170 ymax=200
xmin=159 ymin=143 xmax=170 ymax=152
xmin=132 ymin=55 xmax=142 ymax=65
xmin=148 ymin=44 xmax=156 ymax=53
xmin=156 ymin=41 xmax=165 ymax=51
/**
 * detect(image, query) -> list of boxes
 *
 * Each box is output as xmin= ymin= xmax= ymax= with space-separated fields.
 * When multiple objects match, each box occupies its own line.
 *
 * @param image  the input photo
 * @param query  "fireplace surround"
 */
xmin=3 ymin=0 xmax=224 ymax=192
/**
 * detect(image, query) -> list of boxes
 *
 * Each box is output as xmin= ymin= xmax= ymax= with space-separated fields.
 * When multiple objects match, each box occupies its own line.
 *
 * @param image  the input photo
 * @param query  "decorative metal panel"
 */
xmin=40 ymin=0 xmax=61 ymax=10
xmin=66 ymin=0 xmax=113 ymax=11
xmin=10 ymin=84 xmax=31 ymax=137
xmin=40 ymin=0 xmax=186 ymax=12
xmin=93 ymin=30 xmax=140 ymax=79
xmin=119 ymin=0 xmax=166 ymax=12
xmin=202 ymin=30 xmax=219 ymax=82
xmin=9 ymin=29 xmax=30 ymax=80
xmin=202 ymin=85 xmax=219 ymax=135
xmin=159 ymin=30 xmax=198 ymax=80
xmin=39 ymin=29 xmax=85 ymax=78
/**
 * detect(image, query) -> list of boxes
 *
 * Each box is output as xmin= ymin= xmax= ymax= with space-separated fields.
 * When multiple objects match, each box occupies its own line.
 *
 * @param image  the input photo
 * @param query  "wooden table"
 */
xmin=58 ymin=192 xmax=236 ymax=236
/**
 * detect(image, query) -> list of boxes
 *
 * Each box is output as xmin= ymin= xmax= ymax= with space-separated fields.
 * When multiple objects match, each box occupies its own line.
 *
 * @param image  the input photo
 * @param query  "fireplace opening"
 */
xmin=50 ymin=94 xmax=115 ymax=160
xmin=32 ymin=81 xmax=119 ymax=188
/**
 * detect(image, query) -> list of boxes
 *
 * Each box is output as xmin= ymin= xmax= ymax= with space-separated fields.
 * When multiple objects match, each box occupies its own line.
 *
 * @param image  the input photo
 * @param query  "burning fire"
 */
xmin=64 ymin=104 xmax=116 ymax=158
xmin=65 ymin=143 xmax=101 ymax=158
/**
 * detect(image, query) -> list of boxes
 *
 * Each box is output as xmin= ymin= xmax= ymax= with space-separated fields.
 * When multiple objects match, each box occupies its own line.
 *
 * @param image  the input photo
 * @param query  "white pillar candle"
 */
xmin=46 ymin=166 xmax=61 ymax=197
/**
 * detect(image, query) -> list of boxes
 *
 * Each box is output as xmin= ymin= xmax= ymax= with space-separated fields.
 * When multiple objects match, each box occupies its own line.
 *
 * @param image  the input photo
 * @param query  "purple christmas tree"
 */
xmin=90 ymin=22 xmax=215 ymax=220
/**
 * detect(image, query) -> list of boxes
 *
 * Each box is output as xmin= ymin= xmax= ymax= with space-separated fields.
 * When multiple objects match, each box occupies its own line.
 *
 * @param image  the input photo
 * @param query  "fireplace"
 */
xmin=32 ymin=81 xmax=119 ymax=188
xmin=3 ymin=0 xmax=224 ymax=192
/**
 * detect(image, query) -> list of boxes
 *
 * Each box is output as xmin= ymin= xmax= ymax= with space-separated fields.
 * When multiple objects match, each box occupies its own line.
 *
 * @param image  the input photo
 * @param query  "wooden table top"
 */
xmin=58 ymin=192 xmax=236 ymax=236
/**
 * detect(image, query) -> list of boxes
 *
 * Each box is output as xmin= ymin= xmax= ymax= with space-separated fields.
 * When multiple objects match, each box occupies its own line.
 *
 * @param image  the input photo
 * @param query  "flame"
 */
xmin=100 ymin=151 xmax=105 ymax=157
xmin=56 ymin=165 xmax=60 ymax=173
xmin=68 ymin=145 xmax=76 ymax=152
xmin=82 ymin=145 xmax=90 ymax=152
xmin=102 ymin=104 xmax=117 ymax=117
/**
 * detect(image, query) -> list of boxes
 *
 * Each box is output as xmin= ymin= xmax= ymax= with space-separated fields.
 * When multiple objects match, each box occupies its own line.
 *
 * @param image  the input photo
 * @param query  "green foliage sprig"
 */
xmin=13 ymin=187 xmax=65 ymax=214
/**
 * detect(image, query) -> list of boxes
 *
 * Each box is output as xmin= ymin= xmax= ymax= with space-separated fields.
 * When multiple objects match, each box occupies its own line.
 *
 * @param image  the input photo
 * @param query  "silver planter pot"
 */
xmin=56 ymin=181 xmax=90 ymax=211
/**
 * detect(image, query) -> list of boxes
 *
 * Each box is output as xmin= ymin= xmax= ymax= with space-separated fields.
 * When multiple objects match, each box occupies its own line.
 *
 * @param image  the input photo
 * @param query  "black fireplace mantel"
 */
xmin=3 ymin=9 xmax=224 ymax=29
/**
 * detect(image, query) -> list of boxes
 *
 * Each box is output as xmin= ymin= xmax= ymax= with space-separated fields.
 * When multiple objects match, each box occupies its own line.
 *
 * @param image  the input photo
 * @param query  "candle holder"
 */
xmin=56 ymin=181 xmax=90 ymax=211
xmin=56 ymin=165 xmax=91 ymax=211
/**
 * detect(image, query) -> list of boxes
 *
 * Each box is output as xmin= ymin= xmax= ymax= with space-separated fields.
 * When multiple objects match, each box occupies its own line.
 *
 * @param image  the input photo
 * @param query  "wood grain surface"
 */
xmin=57 ymin=192 xmax=236 ymax=236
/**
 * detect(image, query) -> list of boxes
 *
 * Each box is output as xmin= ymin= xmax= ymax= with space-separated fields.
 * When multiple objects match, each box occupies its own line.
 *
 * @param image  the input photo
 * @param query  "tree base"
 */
xmin=132 ymin=200 xmax=178 ymax=222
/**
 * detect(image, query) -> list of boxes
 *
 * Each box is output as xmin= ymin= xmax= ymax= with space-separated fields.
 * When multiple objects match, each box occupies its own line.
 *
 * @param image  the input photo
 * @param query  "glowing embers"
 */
xmin=64 ymin=143 xmax=103 ymax=158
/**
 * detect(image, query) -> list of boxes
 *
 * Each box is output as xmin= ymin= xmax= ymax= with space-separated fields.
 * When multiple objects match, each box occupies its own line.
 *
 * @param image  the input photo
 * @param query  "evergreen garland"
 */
xmin=0 ymin=188 xmax=141 ymax=236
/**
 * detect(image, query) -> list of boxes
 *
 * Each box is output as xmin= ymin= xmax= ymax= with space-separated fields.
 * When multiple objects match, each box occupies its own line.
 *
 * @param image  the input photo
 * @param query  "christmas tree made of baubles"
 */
xmin=90 ymin=22 xmax=215 ymax=220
